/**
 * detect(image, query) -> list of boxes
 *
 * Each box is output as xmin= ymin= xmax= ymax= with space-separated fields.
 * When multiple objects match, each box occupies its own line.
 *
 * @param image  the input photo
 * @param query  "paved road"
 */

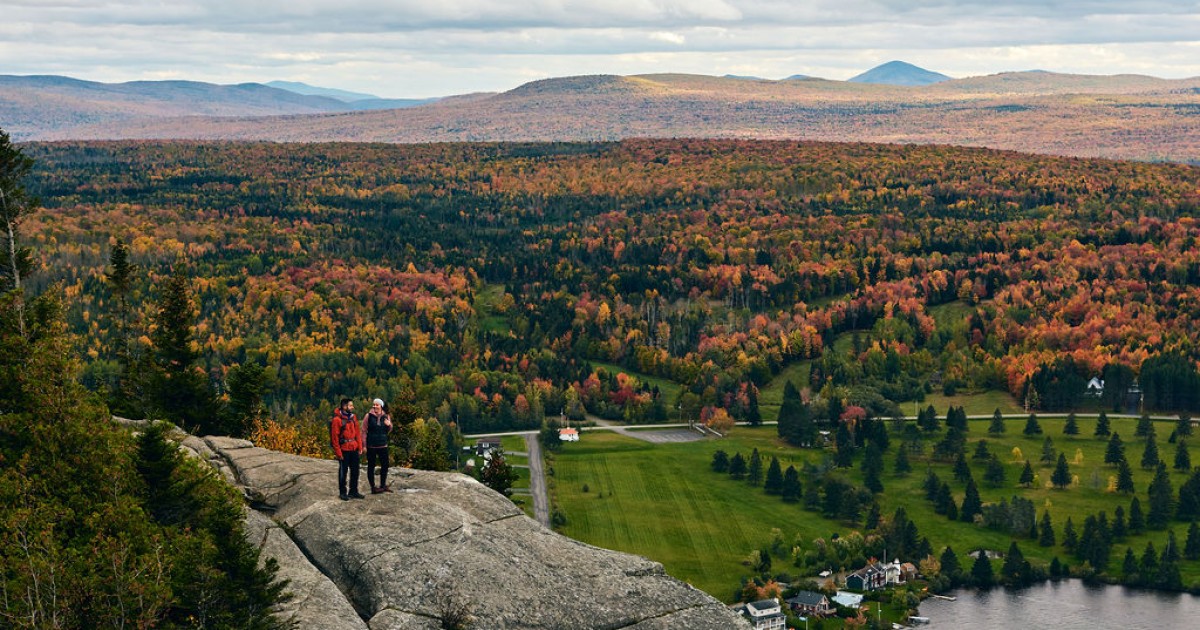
xmin=524 ymin=433 xmax=550 ymax=527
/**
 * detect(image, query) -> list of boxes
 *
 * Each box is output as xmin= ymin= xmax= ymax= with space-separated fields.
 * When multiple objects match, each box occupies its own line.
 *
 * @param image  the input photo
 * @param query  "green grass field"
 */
xmin=922 ymin=390 xmax=1024 ymax=416
xmin=551 ymin=416 xmax=1200 ymax=602
xmin=474 ymin=283 xmax=511 ymax=334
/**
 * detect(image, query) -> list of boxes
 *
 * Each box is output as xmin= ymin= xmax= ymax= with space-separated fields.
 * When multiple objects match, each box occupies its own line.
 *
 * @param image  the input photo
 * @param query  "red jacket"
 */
xmin=331 ymin=410 xmax=363 ymax=457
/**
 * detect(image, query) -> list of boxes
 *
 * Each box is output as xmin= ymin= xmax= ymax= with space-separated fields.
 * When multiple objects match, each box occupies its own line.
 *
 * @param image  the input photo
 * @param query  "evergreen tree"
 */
xmin=1104 ymin=432 xmax=1125 ymax=465
xmin=989 ymin=408 xmax=1006 ymax=434
xmin=935 ymin=481 xmax=954 ymax=515
xmin=894 ymin=445 xmax=911 ymax=475
xmin=224 ymin=362 xmax=269 ymax=438
xmin=1139 ymin=543 xmax=1158 ymax=584
xmin=795 ymin=401 xmax=817 ymax=447
xmin=1116 ymin=457 xmax=1136 ymax=493
xmin=1178 ymin=414 xmax=1194 ymax=438
xmin=1051 ymin=453 xmax=1072 ymax=489
xmin=947 ymin=406 xmax=967 ymax=432
xmin=946 ymin=495 xmax=960 ymax=521
xmin=151 ymin=264 xmax=219 ymax=434
xmin=1178 ymin=469 xmax=1200 ymax=521
xmin=924 ymin=469 xmax=943 ymax=500
xmin=1185 ymin=522 xmax=1200 ymax=561
xmin=1062 ymin=517 xmax=1078 ymax=551
xmin=973 ymin=439 xmax=991 ymax=460
xmin=1142 ymin=435 xmax=1160 ymax=470
xmin=1129 ymin=497 xmax=1146 ymax=534
xmin=1136 ymin=414 xmax=1154 ymax=438
xmin=1001 ymin=541 xmax=1030 ymax=585
xmin=1019 ymin=460 xmax=1035 ymax=487
xmin=1023 ymin=413 xmax=1043 ymax=436
xmin=728 ymin=452 xmax=747 ymax=479
xmin=863 ymin=443 xmax=884 ymax=494
xmin=970 ymin=553 xmax=995 ymax=587
xmin=1095 ymin=411 xmax=1111 ymax=437
xmin=1049 ymin=556 xmax=1065 ymax=579
xmin=1063 ymin=412 xmax=1079 ymax=435
xmin=781 ymin=465 xmax=801 ymax=503
xmin=1113 ymin=506 xmax=1128 ymax=539
xmin=776 ymin=381 xmax=801 ymax=441
xmin=1040 ymin=436 xmax=1057 ymax=463
xmin=747 ymin=448 xmax=764 ymax=484
xmin=1122 ymin=546 xmax=1138 ymax=581
xmin=940 ymin=546 xmax=963 ymax=585
xmin=953 ymin=451 xmax=972 ymax=482
xmin=0 ymin=129 xmax=36 ymax=337
xmin=919 ymin=404 xmax=940 ymax=432
xmin=984 ymin=455 xmax=1006 ymax=488
xmin=480 ymin=450 xmax=519 ymax=496
xmin=1039 ymin=511 xmax=1056 ymax=546
xmin=764 ymin=456 xmax=784 ymax=494
xmin=834 ymin=422 xmax=855 ymax=467
xmin=864 ymin=502 xmax=881 ymax=530
xmin=1147 ymin=463 xmax=1175 ymax=529
xmin=960 ymin=479 xmax=982 ymax=522
xmin=711 ymin=449 xmax=729 ymax=472
xmin=745 ymin=384 xmax=762 ymax=426
xmin=1175 ymin=439 xmax=1191 ymax=471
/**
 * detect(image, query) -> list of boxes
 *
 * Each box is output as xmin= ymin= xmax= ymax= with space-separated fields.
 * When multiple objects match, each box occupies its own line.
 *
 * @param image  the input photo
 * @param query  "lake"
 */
xmin=919 ymin=579 xmax=1200 ymax=629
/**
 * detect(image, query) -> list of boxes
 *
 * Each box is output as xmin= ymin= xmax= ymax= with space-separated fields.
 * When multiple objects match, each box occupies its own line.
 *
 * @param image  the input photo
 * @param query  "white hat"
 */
xmin=373 ymin=398 xmax=385 ymax=407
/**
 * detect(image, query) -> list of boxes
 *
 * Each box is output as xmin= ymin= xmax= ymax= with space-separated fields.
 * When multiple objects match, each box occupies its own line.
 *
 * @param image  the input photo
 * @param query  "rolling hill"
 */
xmin=8 ymin=70 xmax=1200 ymax=162
xmin=849 ymin=60 xmax=952 ymax=86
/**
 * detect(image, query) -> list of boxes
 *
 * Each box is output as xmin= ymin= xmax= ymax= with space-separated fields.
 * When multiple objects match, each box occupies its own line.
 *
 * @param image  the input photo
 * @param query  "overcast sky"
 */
xmin=3 ymin=1 xmax=1199 ymax=97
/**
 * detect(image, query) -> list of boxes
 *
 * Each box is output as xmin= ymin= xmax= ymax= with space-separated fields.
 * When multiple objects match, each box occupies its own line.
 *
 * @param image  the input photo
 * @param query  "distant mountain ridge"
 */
xmin=849 ymin=61 xmax=952 ymax=86
xmin=266 ymin=80 xmax=380 ymax=102
xmin=7 ymin=68 xmax=1200 ymax=162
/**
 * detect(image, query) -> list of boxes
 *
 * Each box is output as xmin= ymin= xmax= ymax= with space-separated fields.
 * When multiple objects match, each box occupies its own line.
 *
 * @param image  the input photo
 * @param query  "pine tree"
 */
xmin=1024 ymin=413 xmax=1043 ymax=436
xmin=1113 ymin=506 xmax=1128 ymax=539
xmin=834 ymin=422 xmax=855 ymax=468
xmin=1185 ymin=522 xmax=1200 ymax=561
xmin=946 ymin=495 xmax=959 ymax=521
xmin=1116 ymin=457 xmax=1136 ymax=493
xmin=1019 ymin=460 xmax=1035 ymax=487
xmin=935 ymin=481 xmax=954 ymax=515
xmin=924 ymin=469 xmax=942 ymax=500
xmin=960 ymin=479 xmax=982 ymax=522
xmin=1051 ymin=453 xmax=1072 ymax=488
xmin=989 ymin=408 xmax=1005 ymax=434
xmin=1001 ymin=541 xmax=1029 ymax=585
xmin=1147 ymin=463 xmax=1174 ymax=529
xmin=711 ymin=449 xmax=729 ymax=472
xmin=984 ymin=455 xmax=1006 ymax=488
xmin=894 ymin=445 xmax=911 ymax=475
xmin=1062 ymin=517 xmax=1078 ymax=551
xmin=864 ymin=502 xmax=881 ymax=530
xmin=1041 ymin=436 xmax=1057 ymax=463
xmin=764 ymin=456 xmax=784 ymax=494
xmin=1063 ymin=412 xmax=1079 ymax=435
xmin=953 ymin=451 xmax=972 ymax=482
xmin=728 ymin=452 xmax=747 ymax=479
xmin=1178 ymin=469 xmax=1200 ymax=521
xmin=1178 ymin=414 xmax=1194 ymax=438
xmin=940 ymin=546 xmax=963 ymax=585
xmin=863 ymin=443 xmax=884 ymax=494
xmin=1105 ymin=432 xmax=1125 ymax=465
xmin=1142 ymin=435 xmax=1160 ymax=470
xmin=480 ymin=450 xmax=519 ymax=496
xmin=1129 ymin=497 xmax=1146 ymax=534
xmin=777 ymin=381 xmax=800 ymax=441
xmin=747 ymin=448 xmax=764 ymax=484
xmin=0 ymin=129 xmax=37 ymax=338
xmin=745 ymin=384 xmax=762 ymax=426
xmin=973 ymin=440 xmax=991 ymax=460
xmin=970 ymin=552 xmax=995 ymax=587
xmin=1136 ymin=414 xmax=1155 ymax=438
xmin=1175 ymin=439 xmax=1191 ymax=472
xmin=151 ymin=263 xmax=219 ymax=434
xmin=1049 ymin=556 xmax=1065 ymax=579
xmin=1095 ymin=411 xmax=1111 ymax=437
xmin=781 ymin=465 xmax=801 ymax=503
xmin=224 ymin=362 xmax=269 ymax=438
xmin=1039 ymin=511 xmax=1056 ymax=546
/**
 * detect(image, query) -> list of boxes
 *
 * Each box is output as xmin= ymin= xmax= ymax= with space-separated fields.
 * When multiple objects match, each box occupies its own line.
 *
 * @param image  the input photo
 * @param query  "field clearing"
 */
xmin=588 ymin=360 xmax=683 ymax=405
xmin=552 ymin=417 xmax=1200 ymax=602
xmin=923 ymin=389 xmax=1024 ymax=416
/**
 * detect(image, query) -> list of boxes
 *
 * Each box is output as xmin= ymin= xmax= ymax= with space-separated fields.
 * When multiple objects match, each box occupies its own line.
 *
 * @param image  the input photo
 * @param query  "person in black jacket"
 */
xmin=364 ymin=398 xmax=394 ymax=493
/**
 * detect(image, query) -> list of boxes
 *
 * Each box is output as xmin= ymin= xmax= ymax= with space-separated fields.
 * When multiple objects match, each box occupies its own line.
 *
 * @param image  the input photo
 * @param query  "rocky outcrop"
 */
xmin=182 ymin=436 xmax=749 ymax=630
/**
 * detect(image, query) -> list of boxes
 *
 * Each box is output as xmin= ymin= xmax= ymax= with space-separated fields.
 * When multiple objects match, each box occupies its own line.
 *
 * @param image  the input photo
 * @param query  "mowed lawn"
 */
xmin=552 ymin=416 xmax=1200 ymax=601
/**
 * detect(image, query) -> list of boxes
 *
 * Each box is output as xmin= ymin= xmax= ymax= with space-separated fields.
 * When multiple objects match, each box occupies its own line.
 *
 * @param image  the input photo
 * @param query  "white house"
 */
xmin=738 ymin=599 xmax=786 ymax=630
xmin=1085 ymin=377 xmax=1105 ymax=397
xmin=559 ymin=427 xmax=580 ymax=442
xmin=833 ymin=591 xmax=864 ymax=609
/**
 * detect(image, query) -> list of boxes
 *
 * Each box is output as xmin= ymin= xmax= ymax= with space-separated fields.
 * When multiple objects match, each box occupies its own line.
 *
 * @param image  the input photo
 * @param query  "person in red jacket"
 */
xmin=331 ymin=398 xmax=365 ymax=500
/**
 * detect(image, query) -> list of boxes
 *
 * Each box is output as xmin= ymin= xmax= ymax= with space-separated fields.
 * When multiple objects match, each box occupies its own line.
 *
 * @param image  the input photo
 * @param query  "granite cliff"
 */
xmin=178 ymin=435 xmax=750 ymax=629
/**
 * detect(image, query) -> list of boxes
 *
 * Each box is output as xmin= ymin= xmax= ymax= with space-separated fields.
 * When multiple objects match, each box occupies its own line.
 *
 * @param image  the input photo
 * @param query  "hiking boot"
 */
xmin=339 ymin=494 xmax=349 ymax=501
xmin=381 ymin=485 xmax=394 ymax=493
xmin=349 ymin=492 xmax=366 ymax=499
xmin=371 ymin=487 xmax=385 ymax=494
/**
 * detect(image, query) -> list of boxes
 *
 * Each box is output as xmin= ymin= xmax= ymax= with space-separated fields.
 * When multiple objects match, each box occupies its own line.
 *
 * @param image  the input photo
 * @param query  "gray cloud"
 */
xmin=2 ymin=1 xmax=1198 ymax=96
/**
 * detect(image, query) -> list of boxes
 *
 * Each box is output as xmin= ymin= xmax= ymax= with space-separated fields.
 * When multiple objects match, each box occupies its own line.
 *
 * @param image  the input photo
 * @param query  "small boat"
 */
xmin=909 ymin=616 xmax=931 ymax=625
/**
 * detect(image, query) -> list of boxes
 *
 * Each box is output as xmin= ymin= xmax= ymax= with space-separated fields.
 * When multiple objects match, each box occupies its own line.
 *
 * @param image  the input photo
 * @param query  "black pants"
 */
xmin=367 ymin=447 xmax=389 ymax=489
xmin=338 ymin=451 xmax=361 ymax=497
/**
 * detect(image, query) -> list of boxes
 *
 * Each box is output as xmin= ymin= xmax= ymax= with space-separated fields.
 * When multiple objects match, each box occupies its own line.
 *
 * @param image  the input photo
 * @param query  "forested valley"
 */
xmin=23 ymin=139 xmax=1200 ymax=444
